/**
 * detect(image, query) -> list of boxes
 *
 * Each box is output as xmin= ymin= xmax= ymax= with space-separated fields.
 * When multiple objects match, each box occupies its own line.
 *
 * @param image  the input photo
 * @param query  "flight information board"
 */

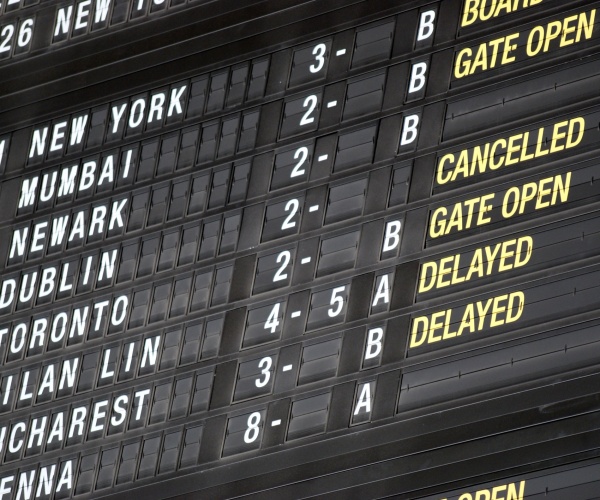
xmin=1 ymin=0 xmax=600 ymax=498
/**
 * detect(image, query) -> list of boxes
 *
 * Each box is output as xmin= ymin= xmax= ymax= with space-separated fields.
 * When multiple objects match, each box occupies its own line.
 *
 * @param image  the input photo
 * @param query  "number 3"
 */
xmin=255 ymin=357 xmax=272 ymax=388
xmin=310 ymin=43 xmax=326 ymax=73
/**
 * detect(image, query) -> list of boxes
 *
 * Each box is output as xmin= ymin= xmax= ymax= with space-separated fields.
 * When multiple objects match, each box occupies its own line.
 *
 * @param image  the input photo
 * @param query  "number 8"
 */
xmin=244 ymin=412 xmax=261 ymax=443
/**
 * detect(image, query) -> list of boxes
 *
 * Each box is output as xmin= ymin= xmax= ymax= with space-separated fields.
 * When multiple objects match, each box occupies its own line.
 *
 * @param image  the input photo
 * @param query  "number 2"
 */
xmin=273 ymin=251 xmax=291 ymax=282
xmin=291 ymin=147 xmax=308 ymax=178
xmin=300 ymin=95 xmax=318 ymax=126
xmin=0 ymin=25 xmax=14 ymax=54
xmin=281 ymin=199 xmax=299 ymax=230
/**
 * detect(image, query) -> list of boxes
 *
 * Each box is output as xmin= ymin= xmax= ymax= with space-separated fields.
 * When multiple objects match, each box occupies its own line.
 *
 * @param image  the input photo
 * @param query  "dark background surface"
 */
xmin=1 ymin=0 xmax=600 ymax=498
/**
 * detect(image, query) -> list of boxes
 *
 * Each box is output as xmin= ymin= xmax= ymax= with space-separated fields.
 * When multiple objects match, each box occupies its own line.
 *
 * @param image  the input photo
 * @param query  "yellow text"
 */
xmin=441 ymin=480 xmax=526 ymax=500
xmin=429 ymin=173 xmax=570 ymax=239
xmin=462 ymin=0 xmax=542 ymax=27
xmin=436 ymin=118 xmax=584 ymax=186
xmin=455 ymin=10 xmax=595 ymax=78
xmin=419 ymin=236 xmax=532 ymax=293
xmin=410 ymin=292 xmax=525 ymax=348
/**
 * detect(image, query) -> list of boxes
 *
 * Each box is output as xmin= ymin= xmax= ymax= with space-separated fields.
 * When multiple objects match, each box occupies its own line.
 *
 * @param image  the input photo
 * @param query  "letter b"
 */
xmin=400 ymin=114 xmax=420 ymax=146
xmin=39 ymin=267 xmax=57 ymax=298
xmin=408 ymin=62 xmax=428 ymax=94
xmin=365 ymin=328 xmax=383 ymax=361
xmin=382 ymin=220 xmax=402 ymax=254
xmin=79 ymin=161 xmax=96 ymax=191
xmin=417 ymin=10 xmax=436 ymax=41
xmin=461 ymin=0 xmax=479 ymax=27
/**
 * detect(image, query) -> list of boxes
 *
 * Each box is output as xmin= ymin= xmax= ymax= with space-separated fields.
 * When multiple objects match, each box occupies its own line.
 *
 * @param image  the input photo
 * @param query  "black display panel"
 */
xmin=1 ymin=1 xmax=600 ymax=499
